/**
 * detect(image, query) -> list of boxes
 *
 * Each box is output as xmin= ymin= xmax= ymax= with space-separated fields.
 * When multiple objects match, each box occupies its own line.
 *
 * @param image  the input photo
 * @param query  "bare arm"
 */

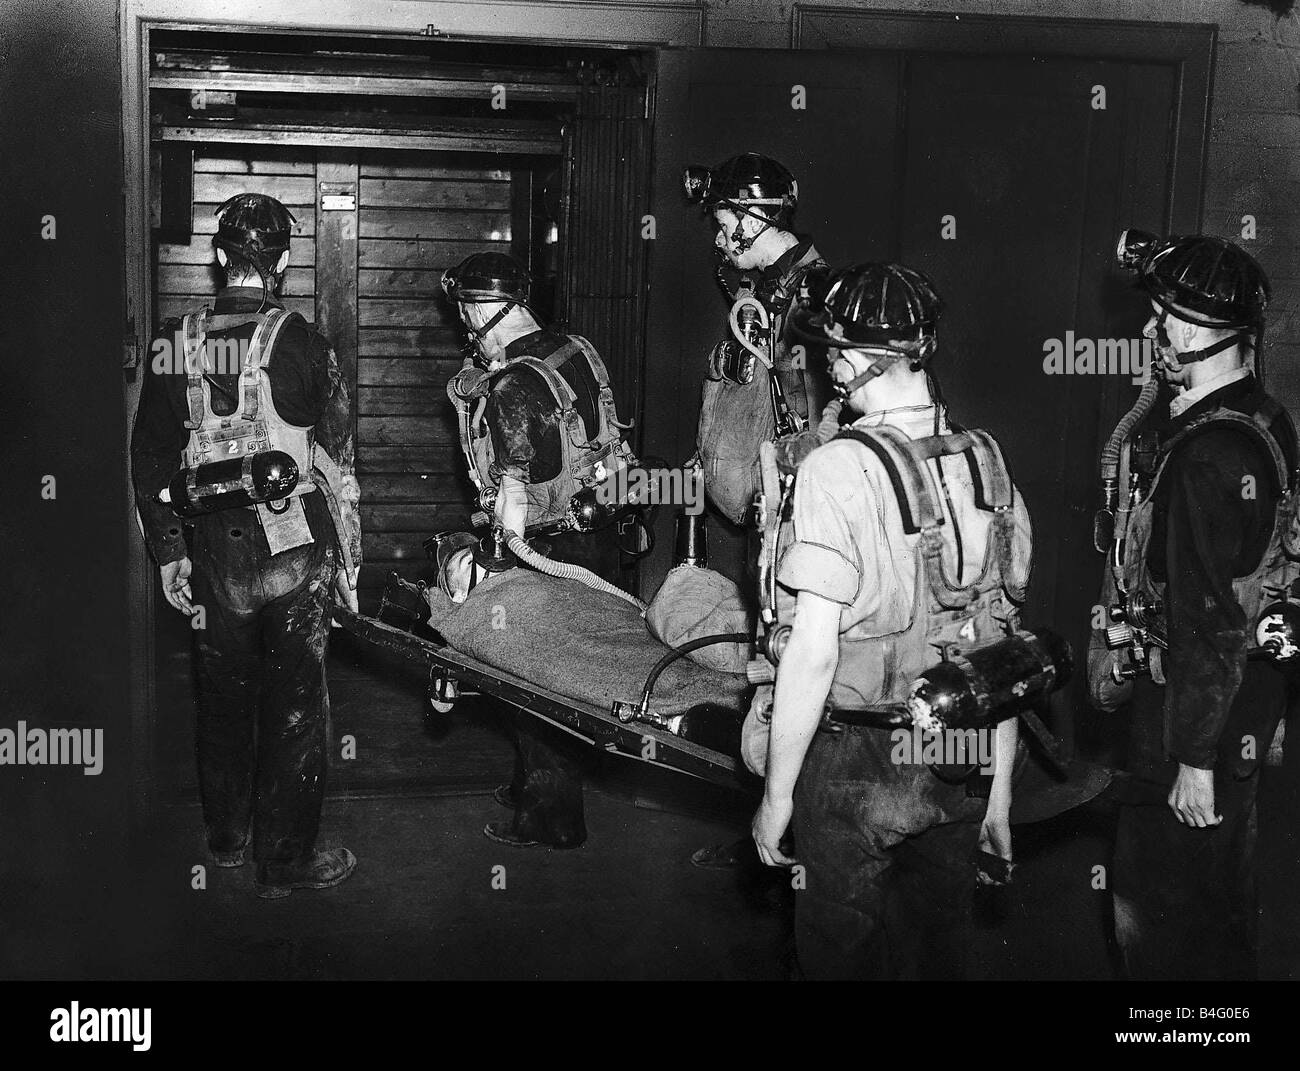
xmin=977 ymin=717 xmax=1018 ymax=879
xmin=752 ymin=590 xmax=841 ymax=866
xmin=495 ymin=473 xmax=528 ymax=538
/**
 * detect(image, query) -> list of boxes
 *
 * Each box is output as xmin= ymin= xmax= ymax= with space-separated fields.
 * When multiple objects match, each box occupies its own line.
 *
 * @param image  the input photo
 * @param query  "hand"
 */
xmin=977 ymin=809 xmax=1014 ymax=886
xmin=1168 ymin=763 xmax=1221 ymax=827
xmin=160 ymin=557 xmax=195 ymax=615
xmin=334 ymin=565 xmax=360 ymax=614
xmin=752 ymin=793 xmax=797 ymax=867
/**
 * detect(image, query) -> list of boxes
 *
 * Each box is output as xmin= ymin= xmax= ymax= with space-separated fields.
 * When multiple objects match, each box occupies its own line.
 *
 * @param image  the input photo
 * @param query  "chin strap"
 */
xmin=1155 ymin=308 xmax=1252 ymax=365
xmin=1173 ymin=332 xmax=1251 ymax=364
xmin=833 ymin=357 xmax=892 ymax=398
xmin=832 ymin=342 xmax=935 ymax=400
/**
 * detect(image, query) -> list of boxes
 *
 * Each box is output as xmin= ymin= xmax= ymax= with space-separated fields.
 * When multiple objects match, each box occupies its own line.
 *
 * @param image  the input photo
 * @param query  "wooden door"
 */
xmin=895 ymin=54 xmax=1176 ymax=732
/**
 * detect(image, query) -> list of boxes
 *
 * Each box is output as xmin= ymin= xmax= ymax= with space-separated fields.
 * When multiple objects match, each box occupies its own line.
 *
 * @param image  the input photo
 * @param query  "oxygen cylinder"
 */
xmin=905 ymin=629 xmax=1073 ymax=732
xmin=669 ymin=703 xmax=741 ymax=753
xmin=1255 ymin=600 xmax=1300 ymax=663
xmin=160 ymin=450 xmax=299 ymax=519
xmin=673 ymin=512 xmax=708 ymax=568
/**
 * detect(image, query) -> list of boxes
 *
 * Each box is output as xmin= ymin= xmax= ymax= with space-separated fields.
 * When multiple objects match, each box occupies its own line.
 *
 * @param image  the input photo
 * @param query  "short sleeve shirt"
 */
xmin=777 ymin=407 xmax=1032 ymax=640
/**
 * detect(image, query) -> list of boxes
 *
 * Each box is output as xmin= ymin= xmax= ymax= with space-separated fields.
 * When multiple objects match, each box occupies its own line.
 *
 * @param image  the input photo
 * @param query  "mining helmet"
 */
xmin=795 ymin=262 xmax=942 ymax=355
xmin=441 ymin=252 xmax=532 ymax=305
xmin=683 ymin=153 xmax=798 ymax=253
xmin=1116 ymin=229 xmax=1270 ymax=370
xmin=1116 ymin=229 xmax=1269 ymax=330
xmin=442 ymin=252 xmax=534 ymax=367
xmin=791 ymin=263 xmax=943 ymax=397
xmin=213 ymin=193 xmax=296 ymax=271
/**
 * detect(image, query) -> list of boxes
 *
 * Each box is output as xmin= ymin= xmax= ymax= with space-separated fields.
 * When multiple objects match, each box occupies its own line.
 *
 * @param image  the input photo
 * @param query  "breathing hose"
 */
xmin=505 ymin=532 xmax=646 ymax=611
xmin=1099 ymin=377 xmax=1159 ymax=487
xmin=1095 ymin=376 xmax=1160 ymax=553
xmin=624 ymin=632 xmax=753 ymax=724
xmin=729 ymin=292 xmax=772 ymax=367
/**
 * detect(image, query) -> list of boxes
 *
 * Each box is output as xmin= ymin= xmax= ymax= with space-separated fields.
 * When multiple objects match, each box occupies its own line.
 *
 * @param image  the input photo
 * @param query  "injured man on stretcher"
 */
xmin=409 ymin=532 xmax=759 ymax=760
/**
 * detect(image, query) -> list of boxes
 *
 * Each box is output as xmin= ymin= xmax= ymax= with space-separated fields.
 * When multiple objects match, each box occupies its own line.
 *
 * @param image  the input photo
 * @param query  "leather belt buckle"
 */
xmin=817 ymin=706 xmax=845 ymax=735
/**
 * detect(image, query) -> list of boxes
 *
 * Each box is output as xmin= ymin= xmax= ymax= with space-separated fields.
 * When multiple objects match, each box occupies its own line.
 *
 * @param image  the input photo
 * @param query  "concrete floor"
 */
xmin=117 ymin=765 xmax=1298 ymax=981
xmin=22 ymin=615 xmax=1294 ymax=981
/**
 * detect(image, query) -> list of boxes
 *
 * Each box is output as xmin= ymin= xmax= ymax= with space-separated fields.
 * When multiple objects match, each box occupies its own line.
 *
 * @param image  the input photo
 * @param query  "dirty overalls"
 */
xmin=131 ymin=288 xmax=353 ymax=866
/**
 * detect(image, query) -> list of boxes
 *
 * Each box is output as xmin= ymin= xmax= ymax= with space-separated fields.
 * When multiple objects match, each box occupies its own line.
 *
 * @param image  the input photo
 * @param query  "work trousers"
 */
xmin=1113 ymin=771 xmax=1261 ymax=980
xmin=792 ymin=724 xmax=986 ymax=980
xmin=1112 ymin=670 xmax=1285 ymax=980
xmin=187 ymin=497 xmax=337 ymax=865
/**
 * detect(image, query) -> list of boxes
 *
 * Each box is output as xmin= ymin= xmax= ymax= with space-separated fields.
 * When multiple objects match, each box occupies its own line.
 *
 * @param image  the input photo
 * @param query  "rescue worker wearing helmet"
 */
xmin=682 ymin=152 xmax=831 ymax=531
xmin=131 ymin=193 xmax=361 ymax=898
xmin=1091 ymin=231 xmax=1294 ymax=979
xmin=749 ymin=263 xmax=1033 ymax=979
xmin=442 ymin=251 xmax=638 ymax=849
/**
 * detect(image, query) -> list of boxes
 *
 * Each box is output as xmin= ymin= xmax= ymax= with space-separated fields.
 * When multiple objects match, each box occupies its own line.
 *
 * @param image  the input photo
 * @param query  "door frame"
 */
xmin=119 ymin=0 xmax=705 ymax=823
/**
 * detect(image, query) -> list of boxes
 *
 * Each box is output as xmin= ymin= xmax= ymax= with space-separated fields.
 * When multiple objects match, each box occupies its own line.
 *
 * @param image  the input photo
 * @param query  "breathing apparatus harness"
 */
xmin=445 ymin=335 xmax=644 ymax=541
xmin=438 ymin=252 xmax=651 ymax=609
xmin=685 ymin=154 xmax=808 ymax=434
xmin=1097 ymin=230 xmax=1300 ymax=682
xmin=710 ymin=271 xmax=807 ymax=438
xmin=748 ymin=263 xmax=1071 ymax=772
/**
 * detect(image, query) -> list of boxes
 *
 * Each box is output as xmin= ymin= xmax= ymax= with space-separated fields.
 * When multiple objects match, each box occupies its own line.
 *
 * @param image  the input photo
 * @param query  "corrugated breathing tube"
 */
xmin=505 ymin=533 xmax=646 ymax=611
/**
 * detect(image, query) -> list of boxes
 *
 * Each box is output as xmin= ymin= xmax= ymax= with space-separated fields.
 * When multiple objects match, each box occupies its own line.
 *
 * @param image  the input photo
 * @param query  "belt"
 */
xmin=821 ymin=705 xmax=910 ymax=731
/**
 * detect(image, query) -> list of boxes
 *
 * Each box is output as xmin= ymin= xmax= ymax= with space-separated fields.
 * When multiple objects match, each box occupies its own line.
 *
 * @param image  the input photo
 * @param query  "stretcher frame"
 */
xmin=333 ymin=606 xmax=748 ymax=791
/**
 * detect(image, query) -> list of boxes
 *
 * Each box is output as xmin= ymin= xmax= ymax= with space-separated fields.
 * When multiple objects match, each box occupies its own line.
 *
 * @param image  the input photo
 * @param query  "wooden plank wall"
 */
xmin=355 ymin=151 xmax=515 ymax=597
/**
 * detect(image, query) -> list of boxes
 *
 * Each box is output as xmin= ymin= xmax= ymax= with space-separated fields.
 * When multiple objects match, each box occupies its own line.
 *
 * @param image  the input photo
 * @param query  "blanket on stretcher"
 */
xmin=423 ymin=570 xmax=750 ymax=716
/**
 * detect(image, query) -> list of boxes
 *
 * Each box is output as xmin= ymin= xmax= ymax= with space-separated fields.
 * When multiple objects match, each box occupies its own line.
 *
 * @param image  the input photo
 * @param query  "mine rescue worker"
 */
xmin=681 ymin=151 xmax=831 ymax=535
xmin=131 ymin=193 xmax=362 ymax=899
xmin=1090 ymin=231 xmax=1291 ymax=979
xmin=750 ymin=263 xmax=1031 ymax=979
xmin=682 ymin=153 xmax=832 ymax=871
xmin=442 ymin=251 xmax=637 ymax=850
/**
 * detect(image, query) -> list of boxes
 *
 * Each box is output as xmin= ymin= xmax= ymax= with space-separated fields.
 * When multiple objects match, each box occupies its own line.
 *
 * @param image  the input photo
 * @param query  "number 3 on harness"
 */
xmin=446 ymin=335 xmax=641 ymax=536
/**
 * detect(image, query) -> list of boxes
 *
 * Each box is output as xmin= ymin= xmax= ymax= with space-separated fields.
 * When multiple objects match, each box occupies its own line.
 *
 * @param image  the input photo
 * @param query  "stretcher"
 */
xmin=332 ymin=605 xmax=749 ymax=791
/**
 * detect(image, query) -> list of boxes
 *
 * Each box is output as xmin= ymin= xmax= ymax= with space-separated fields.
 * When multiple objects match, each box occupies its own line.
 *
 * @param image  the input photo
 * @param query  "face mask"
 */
xmin=460 ymin=301 xmax=516 ymax=368
xmin=714 ymin=203 xmax=778 ymax=257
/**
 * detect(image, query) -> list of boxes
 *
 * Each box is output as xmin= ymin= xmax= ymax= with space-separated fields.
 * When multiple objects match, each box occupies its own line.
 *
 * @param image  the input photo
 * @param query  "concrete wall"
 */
xmin=677 ymin=0 xmax=1300 ymax=408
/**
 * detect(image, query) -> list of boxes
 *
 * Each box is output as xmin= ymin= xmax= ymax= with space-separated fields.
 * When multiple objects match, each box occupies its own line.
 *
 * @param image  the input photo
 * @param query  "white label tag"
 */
xmin=256 ymin=496 xmax=314 ymax=555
